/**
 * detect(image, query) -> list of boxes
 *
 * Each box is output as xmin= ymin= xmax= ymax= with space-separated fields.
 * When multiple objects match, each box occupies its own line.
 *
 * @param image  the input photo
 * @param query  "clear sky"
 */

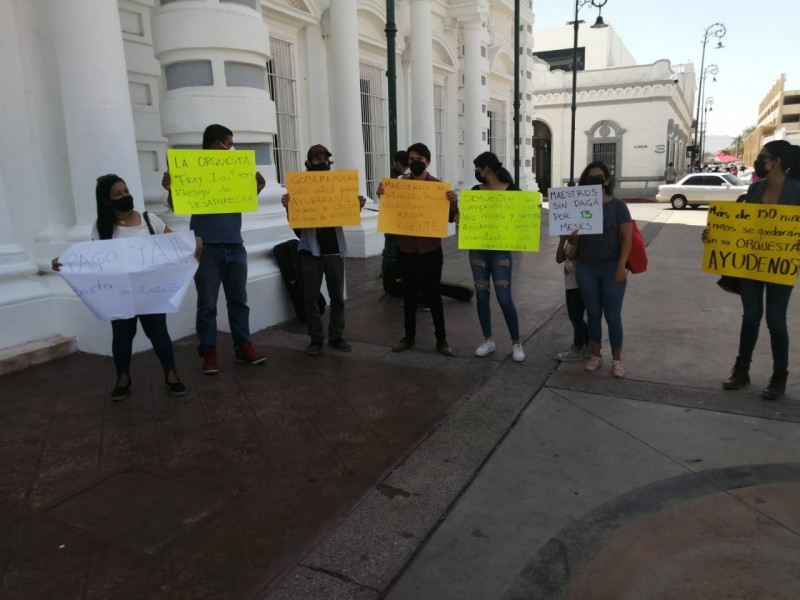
xmin=532 ymin=0 xmax=795 ymax=138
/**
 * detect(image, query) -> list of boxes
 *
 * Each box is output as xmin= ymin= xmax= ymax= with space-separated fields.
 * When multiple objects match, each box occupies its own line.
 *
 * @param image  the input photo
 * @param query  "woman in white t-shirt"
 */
xmin=53 ymin=174 xmax=194 ymax=401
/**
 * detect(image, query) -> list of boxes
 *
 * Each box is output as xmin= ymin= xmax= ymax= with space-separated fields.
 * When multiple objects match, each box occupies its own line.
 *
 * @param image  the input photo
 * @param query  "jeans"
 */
xmin=398 ymin=247 xmax=447 ymax=341
xmin=111 ymin=313 xmax=175 ymax=379
xmin=737 ymin=278 xmax=793 ymax=372
xmin=469 ymin=250 xmax=520 ymax=341
xmin=576 ymin=260 xmax=627 ymax=352
xmin=300 ymin=253 xmax=345 ymax=342
xmin=194 ymin=244 xmax=250 ymax=350
xmin=565 ymin=287 xmax=589 ymax=347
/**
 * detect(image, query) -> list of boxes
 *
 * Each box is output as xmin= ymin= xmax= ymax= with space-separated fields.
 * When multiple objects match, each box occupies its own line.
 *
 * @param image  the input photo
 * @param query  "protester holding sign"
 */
xmin=573 ymin=161 xmax=632 ymax=379
xmin=376 ymin=142 xmax=459 ymax=357
xmin=281 ymin=144 xmax=366 ymax=356
xmin=52 ymin=174 xmax=197 ymax=400
xmin=162 ymin=124 xmax=267 ymax=375
xmin=710 ymin=141 xmax=800 ymax=400
xmin=467 ymin=152 xmax=525 ymax=362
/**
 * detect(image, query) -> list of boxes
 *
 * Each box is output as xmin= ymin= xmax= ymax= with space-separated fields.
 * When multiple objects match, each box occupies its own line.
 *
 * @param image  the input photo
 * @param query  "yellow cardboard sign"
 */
xmin=703 ymin=201 xmax=800 ymax=285
xmin=377 ymin=178 xmax=451 ymax=238
xmin=286 ymin=170 xmax=361 ymax=228
xmin=168 ymin=149 xmax=259 ymax=214
xmin=458 ymin=190 xmax=542 ymax=251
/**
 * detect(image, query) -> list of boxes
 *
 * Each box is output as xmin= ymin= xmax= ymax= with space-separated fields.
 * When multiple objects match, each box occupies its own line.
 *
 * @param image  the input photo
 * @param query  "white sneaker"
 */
xmin=512 ymin=343 xmax=525 ymax=362
xmin=556 ymin=344 xmax=585 ymax=362
xmin=584 ymin=355 xmax=603 ymax=371
xmin=474 ymin=339 xmax=496 ymax=357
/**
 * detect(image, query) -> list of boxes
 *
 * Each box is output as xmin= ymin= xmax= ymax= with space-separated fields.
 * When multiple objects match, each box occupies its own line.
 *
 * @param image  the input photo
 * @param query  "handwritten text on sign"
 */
xmin=168 ymin=149 xmax=258 ymax=215
xmin=703 ymin=202 xmax=800 ymax=286
xmin=377 ymin=178 xmax=451 ymax=238
xmin=286 ymin=170 xmax=361 ymax=228
xmin=57 ymin=231 xmax=198 ymax=321
xmin=458 ymin=191 xmax=542 ymax=251
xmin=547 ymin=185 xmax=603 ymax=236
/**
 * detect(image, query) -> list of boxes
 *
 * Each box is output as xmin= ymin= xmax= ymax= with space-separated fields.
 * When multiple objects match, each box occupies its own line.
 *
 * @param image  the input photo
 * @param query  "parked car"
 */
xmin=655 ymin=173 xmax=749 ymax=209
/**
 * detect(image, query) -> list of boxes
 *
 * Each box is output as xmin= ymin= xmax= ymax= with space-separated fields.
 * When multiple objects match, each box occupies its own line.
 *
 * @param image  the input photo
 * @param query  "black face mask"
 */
xmin=409 ymin=160 xmax=426 ymax=176
xmin=112 ymin=195 xmax=134 ymax=212
xmin=475 ymin=171 xmax=486 ymax=184
xmin=753 ymin=159 xmax=769 ymax=179
xmin=585 ymin=175 xmax=606 ymax=187
xmin=307 ymin=162 xmax=330 ymax=171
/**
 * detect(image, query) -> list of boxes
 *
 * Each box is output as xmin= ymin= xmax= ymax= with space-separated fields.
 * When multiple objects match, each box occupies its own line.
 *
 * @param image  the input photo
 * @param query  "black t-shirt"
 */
xmin=316 ymin=227 xmax=340 ymax=255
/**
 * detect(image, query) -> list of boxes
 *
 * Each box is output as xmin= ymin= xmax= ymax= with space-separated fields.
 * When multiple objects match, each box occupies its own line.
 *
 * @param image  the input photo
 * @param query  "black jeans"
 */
xmin=565 ymin=287 xmax=589 ymax=347
xmin=398 ymin=247 xmax=447 ymax=342
xmin=737 ymin=279 xmax=793 ymax=372
xmin=111 ymin=314 xmax=176 ymax=379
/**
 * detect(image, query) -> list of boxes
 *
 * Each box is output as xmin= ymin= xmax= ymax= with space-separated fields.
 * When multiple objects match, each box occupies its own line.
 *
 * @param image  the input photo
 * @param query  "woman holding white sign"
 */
xmin=573 ymin=162 xmax=632 ymax=378
xmin=52 ymin=174 xmax=194 ymax=400
xmin=469 ymin=152 xmax=525 ymax=362
xmin=716 ymin=141 xmax=800 ymax=400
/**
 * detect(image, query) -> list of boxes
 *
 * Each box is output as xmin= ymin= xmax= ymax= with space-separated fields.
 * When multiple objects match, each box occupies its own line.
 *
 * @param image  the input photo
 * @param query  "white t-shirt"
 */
xmin=91 ymin=212 xmax=167 ymax=240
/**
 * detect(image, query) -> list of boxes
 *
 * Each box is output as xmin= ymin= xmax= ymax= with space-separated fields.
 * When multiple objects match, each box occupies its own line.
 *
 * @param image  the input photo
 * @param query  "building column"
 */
xmin=410 ymin=0 xmax=437 ymax=174
xmin=305 ymin=23 xmax=332 ymax=149
xmin=462 ymin=18 xmax=484 ymax=187
xmin=328 ymin=0 xmax=367 ymax=193
xmin=51 ymin=0 xmax=142 ymax=237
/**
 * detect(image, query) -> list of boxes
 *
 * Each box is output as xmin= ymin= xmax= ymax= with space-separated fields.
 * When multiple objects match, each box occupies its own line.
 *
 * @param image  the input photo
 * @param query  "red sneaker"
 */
xmin=199 ymin=346 xmax=218 ymax=375
xmin=235 ymin=341 xmax=266 ymax=365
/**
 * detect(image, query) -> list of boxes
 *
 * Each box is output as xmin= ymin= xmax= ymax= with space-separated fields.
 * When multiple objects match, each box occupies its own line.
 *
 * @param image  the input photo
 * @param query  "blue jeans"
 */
xmin=737 ymin=279 xmax=793 ymax=372
xmin=194 ymin=244 xmax=250 ymax=350
xmin=111 ymin=313 xmax=175 ymax=379
xmin=469 ymin=250 xmax=520 ymax=341
xmin=576 ymin=261 xmax=626 ymax=352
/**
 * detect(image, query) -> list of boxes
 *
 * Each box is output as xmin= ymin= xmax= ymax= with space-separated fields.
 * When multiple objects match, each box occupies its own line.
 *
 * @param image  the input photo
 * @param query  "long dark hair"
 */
xmin=764 ymin=140 xmax=800 ymax=181
xmin=474 ymin=151 xmax=515 ymax=184
xmin=95 ymin=174 xmax=124 ymax=240
xmin=579 ymin=161 xmax=615 ymax=195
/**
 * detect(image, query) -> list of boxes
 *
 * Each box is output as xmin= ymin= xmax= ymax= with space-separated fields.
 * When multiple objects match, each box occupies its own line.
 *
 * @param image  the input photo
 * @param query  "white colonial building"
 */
xmin=529 ymin=24 xmax=696 ymax=196
xmin=1 ymin=0 xmax=543 ymax=359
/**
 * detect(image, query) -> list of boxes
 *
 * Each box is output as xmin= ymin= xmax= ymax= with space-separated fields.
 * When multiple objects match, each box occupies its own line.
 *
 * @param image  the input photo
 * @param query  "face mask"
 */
xmin=307 ymin=162 xmax=330 ymax=171
xmin=475 ymin=171 xmax=486 ymax=184
xmin=585 ymin=175 xmax=606 ymax=186
xmin=112 ymin=195 xmax=134 ymax=212
xmin=753 ymin=159 xmax=769 ymax=179
xmin=409 ymin=160 xmax=426 ymax=176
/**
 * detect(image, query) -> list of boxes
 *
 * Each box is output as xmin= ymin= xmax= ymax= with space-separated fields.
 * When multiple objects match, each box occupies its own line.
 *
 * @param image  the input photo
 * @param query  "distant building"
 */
xmin=529 ymin=24 xmax=695 ymax=196
xmin=743 ymin=74 xmax=800 ymax=165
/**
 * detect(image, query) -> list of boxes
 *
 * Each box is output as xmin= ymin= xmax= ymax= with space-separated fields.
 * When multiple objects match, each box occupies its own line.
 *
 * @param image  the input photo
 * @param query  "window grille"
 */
xmin=592 ymin=142 xmax=617 ymax=176
xmin=267 ymin=38 xmax=300 ymax=183
xmin=488 ymin=99 xmax=507 ymax=165
xmin=359 ymin=62 xmax=388 ymax=198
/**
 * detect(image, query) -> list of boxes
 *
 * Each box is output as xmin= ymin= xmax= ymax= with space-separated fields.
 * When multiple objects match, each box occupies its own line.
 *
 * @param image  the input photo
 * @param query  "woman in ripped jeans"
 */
xmin=467 ymin=152 xmax=525 ymax=362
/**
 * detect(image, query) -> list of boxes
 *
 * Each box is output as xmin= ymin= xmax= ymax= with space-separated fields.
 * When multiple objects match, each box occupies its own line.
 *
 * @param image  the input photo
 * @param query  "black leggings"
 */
xmin=111 ymin=314 xmax=175 ymax=379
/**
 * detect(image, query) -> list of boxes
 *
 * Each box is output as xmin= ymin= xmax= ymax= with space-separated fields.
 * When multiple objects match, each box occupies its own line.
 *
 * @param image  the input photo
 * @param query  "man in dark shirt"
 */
xmin=281 ymin=144 xmax=366 ymax=355
xmin=162 ymin=124 xmax=266 ymax=374
xmin=378 ymin=142 xmax=459 ymax=356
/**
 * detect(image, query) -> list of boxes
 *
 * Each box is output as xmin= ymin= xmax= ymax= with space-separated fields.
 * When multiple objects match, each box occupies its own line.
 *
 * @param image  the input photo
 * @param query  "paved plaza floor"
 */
xmin=2 ymin=203 xmax=799 ymax=599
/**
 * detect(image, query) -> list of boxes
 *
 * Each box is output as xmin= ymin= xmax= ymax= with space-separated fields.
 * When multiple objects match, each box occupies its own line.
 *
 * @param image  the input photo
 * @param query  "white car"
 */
xmin=656 ymin=173 xmax=749 ymax=209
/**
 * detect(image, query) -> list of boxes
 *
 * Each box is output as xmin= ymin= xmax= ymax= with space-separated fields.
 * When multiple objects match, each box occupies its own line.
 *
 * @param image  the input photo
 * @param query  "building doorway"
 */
xmin=532 ymin=120 xmax=552 ymax=195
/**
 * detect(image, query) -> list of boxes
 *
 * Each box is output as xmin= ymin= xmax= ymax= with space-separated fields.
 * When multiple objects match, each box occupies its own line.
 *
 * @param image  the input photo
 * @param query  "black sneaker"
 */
xmin=329 ymin=338 xmax=352 ymax=352
xmin=165 ymin=379 xmax=187 ymax=397
xmin=305 ymin=340 xmax=323 ymax=356
xmin=110 ymin=379 xmax=131 ymax=401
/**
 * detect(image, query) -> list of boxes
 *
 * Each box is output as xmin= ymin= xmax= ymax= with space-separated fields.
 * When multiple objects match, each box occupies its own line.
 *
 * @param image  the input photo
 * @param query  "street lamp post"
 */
xmin=568 ymin=0 xmax=608 ymax=186
xmin=691 ymin=23 xmax=725 ymax=171
xmin=701 ymin=97 xmax=714 ymax=165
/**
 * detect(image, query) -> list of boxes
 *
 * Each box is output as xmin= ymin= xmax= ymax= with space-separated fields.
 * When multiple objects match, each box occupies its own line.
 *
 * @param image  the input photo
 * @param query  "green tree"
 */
xmin=719 ymin=125 xmax=755 ymax=158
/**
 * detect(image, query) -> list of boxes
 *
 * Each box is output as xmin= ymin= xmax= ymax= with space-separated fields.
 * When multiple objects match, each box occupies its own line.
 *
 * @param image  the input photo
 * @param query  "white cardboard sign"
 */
xmin=547 ymin=185 xmax=604 ymax=236
xmin=58 ymin=231 xmax=198 ymax=321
